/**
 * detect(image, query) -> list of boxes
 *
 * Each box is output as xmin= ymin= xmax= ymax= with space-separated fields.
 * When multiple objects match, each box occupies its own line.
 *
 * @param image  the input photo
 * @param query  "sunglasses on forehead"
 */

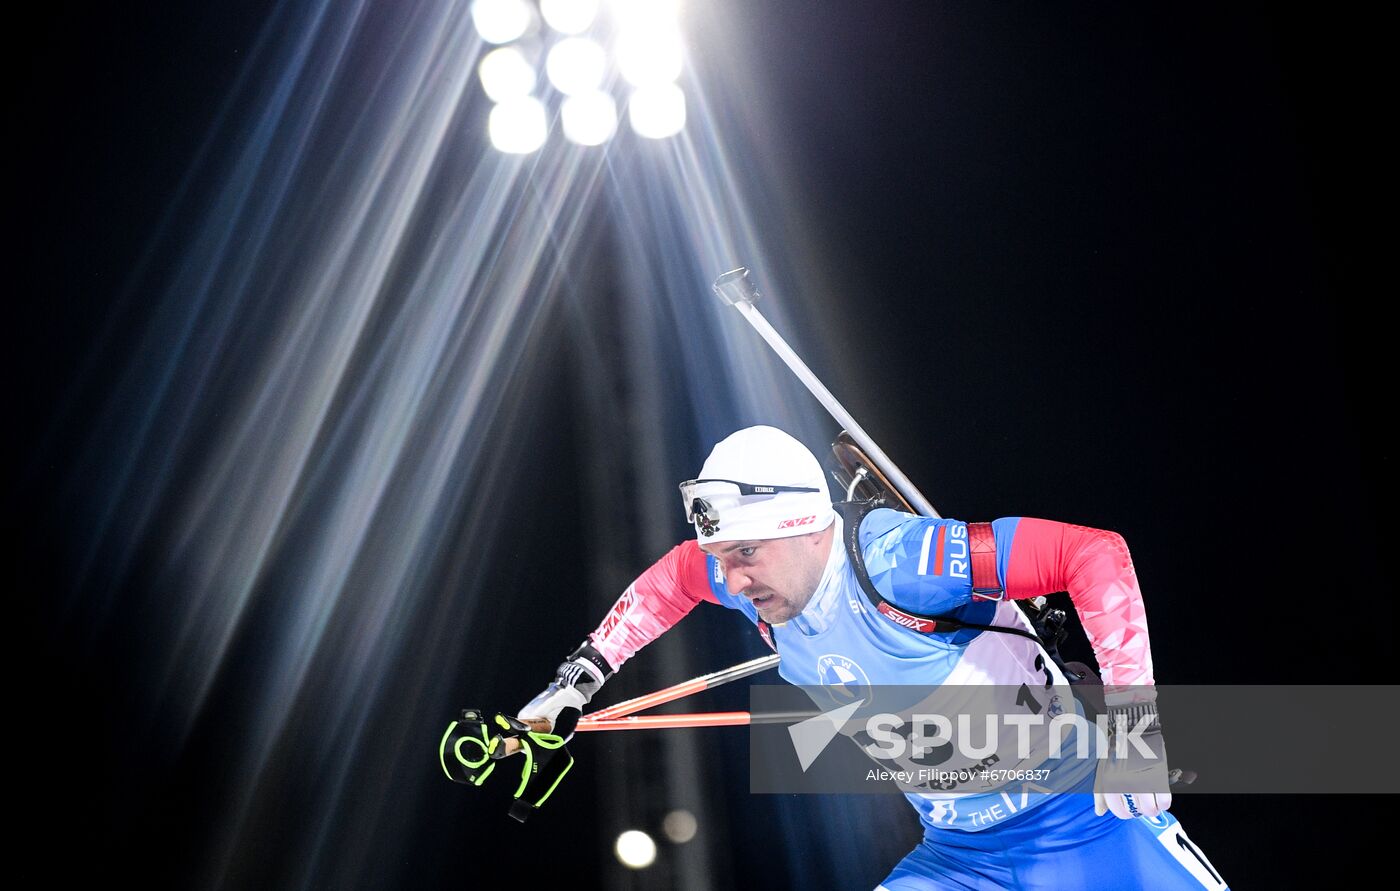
xmin=678 ymin=478 xmax=822 ymax=534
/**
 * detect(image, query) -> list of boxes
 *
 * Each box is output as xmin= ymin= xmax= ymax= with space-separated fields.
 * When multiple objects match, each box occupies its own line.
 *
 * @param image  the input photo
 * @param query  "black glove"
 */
xmin=439 ymin=708 xmax=503 ymax=787
xmin=440 ymin=708 xmax=577 ymax=822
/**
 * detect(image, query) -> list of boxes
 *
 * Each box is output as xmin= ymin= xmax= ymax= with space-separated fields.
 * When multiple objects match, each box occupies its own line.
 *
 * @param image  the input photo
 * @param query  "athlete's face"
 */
xmin=700 ymin=526 xmax=834 ymax=624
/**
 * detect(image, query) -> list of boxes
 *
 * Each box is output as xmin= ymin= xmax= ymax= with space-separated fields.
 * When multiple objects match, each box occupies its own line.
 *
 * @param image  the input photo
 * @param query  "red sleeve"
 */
xmin=1005 ymin=518 xmax=1155 ymax=695
xmin=587 ymin=540 xmax=717 ymax=670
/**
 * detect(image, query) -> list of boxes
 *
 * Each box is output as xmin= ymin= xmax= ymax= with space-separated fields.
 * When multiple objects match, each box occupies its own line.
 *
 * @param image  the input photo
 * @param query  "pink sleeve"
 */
xmin=587 ymin=540 xmax=718 ymax=670
xmin=1004 ymin=518 xmax=1155 ymax=693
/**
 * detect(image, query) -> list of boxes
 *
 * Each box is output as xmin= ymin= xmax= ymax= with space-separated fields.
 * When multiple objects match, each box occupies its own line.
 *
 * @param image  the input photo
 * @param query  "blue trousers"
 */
xmin=879 ymin=777 xmax=1227 ymax=890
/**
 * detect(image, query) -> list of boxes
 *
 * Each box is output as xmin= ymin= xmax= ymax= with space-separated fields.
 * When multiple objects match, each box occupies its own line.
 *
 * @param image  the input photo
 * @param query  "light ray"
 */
xmin=56 ymin=1 xmax=894 ymax=888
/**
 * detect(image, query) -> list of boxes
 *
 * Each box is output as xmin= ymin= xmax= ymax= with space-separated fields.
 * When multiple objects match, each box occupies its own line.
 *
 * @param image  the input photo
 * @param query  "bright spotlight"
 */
xmin=561 ymin=91 xmax=618 ymax=146
xmin=478 ymin=47 xmax=536 ymax=103
xmin=662 ymin=809 xmax=698 ymax=844
xmin=628 ymin=83 xmax=686 ymax=139
xmin=541 ymin=0 xmax=599 ymax=35
xmin=470 ymin=0 xmax=532 ymax=45
xmin=546 ymin=37 xmax=607 ymax=96
xmin=610 ymin=0 xmax=681 ymax=28
xmin=616 ymin=27 xmax=683 ymax=87
xmin=489 ymin=96 xmax=548 ymax=154
xmin=614 ymin=830 xmax=657 ymax=869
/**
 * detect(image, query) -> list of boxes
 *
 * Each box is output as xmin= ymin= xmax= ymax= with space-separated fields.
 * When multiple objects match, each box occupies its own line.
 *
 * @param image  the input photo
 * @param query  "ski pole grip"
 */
xmin=500 ymin=716 xmax=552 ymax=756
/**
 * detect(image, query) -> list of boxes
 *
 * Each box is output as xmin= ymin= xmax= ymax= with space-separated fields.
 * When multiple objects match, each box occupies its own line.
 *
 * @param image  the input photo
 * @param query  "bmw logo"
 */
xmin=816 ymin=654 xmax=871 ymax=705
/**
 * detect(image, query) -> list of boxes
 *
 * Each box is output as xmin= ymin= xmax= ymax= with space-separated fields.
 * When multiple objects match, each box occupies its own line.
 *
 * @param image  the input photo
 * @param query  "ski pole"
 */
xmin=577 ymin=709 xmax=819 ymax=731
xmin=578 ymin=712 xmax=751 ymax=731
xmin=584 ymin=653 xmax=781 ymax=721
xmin=712 ymin=267 xmax=940 ymax=518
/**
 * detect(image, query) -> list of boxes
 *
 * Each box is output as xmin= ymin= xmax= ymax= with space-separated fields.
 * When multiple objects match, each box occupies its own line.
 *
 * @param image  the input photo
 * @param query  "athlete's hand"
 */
xmin=516 ymin=639 xmax=615 ymax=747
xmin=1094 ymin=786 xmax=1171 ymax=819
xmin=1093 ymin=697 xmax=1172 ymax=819
xmin=498 ymin=716 xmax=554 ymax=756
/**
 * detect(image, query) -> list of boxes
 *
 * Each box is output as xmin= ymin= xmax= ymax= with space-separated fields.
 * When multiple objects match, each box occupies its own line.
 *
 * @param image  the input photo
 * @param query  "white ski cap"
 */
xmin=679 ymin=425 xmax=835 ymax=543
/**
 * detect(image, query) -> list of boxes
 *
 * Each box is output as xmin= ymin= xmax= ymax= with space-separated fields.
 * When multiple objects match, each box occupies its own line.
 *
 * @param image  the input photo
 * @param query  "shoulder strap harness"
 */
xmin=831 ymin=500 xmax=1045 ymax=644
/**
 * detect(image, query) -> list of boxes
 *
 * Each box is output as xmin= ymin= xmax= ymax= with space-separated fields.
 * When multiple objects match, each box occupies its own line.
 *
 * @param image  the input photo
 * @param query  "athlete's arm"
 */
xmin=587 ymin=539 xmax=719 ymax=670
xmin=515 ymin=541 xmax=717 ymax=731
xmin=1003 ymin=518 xmax=1154 ymax=697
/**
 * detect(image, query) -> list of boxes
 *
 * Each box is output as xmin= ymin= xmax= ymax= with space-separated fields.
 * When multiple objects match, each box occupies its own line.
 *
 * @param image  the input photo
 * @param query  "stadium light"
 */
xmin=561 ymin=91 xmax=618 ymax=145
xmin=489 ymin=96 xmax=548 ymax=153
xmin=478 ymin=46 xmax=537 ymax=103
xmin=546 ymin=37 xmax=607 ymax=95
xmin=614 ymin=830 xmax=657 ymax=869
xmin=662 ymin=809 xmax=698 ymax=844
xmin=470 ymin=0 xmax=533 ymax=45
xmin=472 ymin=0 xmax=688 ymax=152
xmin=628 ymin=82 xmax=685 ymax=139
xmin=540 ymin=0 xmax=599 ymax=35
xmin=609 ymin=0 xmax=681 ymax=29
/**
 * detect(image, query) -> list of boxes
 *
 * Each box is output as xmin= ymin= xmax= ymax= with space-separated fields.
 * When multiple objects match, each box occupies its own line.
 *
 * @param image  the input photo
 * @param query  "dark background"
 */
xmin=17 ymin=2 xmax=1388 ymax=888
